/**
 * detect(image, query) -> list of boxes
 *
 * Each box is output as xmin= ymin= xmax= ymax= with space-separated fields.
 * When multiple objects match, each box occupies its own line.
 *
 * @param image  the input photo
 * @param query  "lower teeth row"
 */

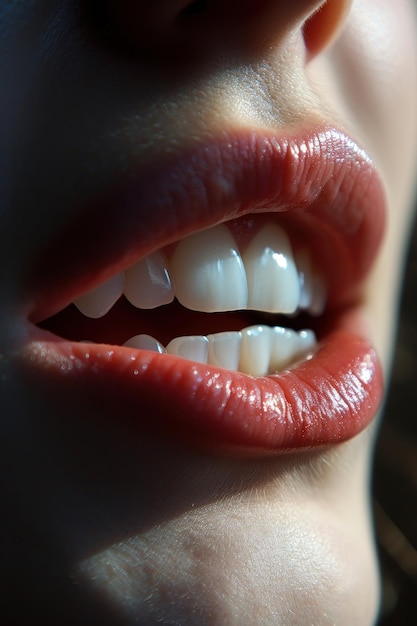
xmin=123 ymin=325 xmax=316 ymax=376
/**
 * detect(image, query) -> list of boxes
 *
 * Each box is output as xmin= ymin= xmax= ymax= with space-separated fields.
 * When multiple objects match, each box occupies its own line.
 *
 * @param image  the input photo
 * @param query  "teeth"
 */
xmin=296 ymin=250 xmax=314 ymax=311
xmin=71 ymin=223 xmax=325 ymax=318
xmin=239 ymin=325 xmax=272 ymax=376
xmin=310 ymin=274 xmax=326 ymax=316
xmin=71 ymin=222 xmax=323 ymax=374
xmin=295 ymin=250 xmax=326 ymax=315
xmin=242 ymin=224 xmax=300 ymax=314
xmin=171 ymin=224 xmax=248 ymax=312
xmin=123 ymin=334 xmax=166 ymax=353
xmin=270 ymin=327 xmax=316 ymax=372
xmin=207 ymin=331 xmax=242 ymax=371
xmin=124 ymin=326 xmax=316 ymax=375
xmin=73 ymin=273 xmax=124 ymax=318
xmin=124 ymin=251 xmax=175 ymax=309
xmin=166 ymin=335 xmax=209 ymax=363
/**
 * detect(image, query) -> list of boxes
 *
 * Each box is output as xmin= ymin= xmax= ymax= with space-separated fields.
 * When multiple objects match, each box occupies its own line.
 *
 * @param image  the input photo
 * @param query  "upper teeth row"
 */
xmin=74 ymin=222 xmax=326 ymax=319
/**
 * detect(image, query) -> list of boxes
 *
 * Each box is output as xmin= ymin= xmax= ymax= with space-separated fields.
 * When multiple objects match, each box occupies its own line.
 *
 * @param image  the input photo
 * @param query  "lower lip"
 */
xmin=22 ymin=306 xmax=383 ymax=454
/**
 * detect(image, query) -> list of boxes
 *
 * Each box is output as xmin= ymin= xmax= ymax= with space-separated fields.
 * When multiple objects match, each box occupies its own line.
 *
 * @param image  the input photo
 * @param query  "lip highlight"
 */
xmin=20 ymin=122 xmax=387 ymax=454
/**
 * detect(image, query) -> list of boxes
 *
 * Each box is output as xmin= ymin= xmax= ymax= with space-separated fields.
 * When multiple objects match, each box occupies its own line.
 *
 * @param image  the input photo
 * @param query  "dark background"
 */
xmin=374 ymin=210 xmax=417 ymax=624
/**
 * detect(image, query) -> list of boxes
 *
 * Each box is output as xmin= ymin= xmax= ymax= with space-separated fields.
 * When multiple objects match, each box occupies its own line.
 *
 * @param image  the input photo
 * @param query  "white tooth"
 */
xmin=310 ymin=275 xmax=326 ymax=316
xmin=296 ymin=250 xmax=326 ymax=315
xmin=270 ymin=327 xmax=317 ymax=372
xmin=73 ymin=273 xmax=124 ymax=318
xmin=171 ymin=224 xmax=248 ymax=312
xmin=124 ymin=251 xmax=175 ymax=309
xmin=296 ymin=250 xmax=314 ymax=311
xmin=239 ymin=325 xmax=272 ymax=376
xmin=166 ymin=335 xmax=209 ymax=364
xmin=207 ymin=331 xmax=242 ymax=371
xmin=298 ymin=329 xmax=317 ymax=352
xmin=270 ymin=327 xmax=299 ymax=370
xmin=123 ymin=334 xmax=166 ymax=353
xmin=242 ymin=223 xmax=300 ymax=314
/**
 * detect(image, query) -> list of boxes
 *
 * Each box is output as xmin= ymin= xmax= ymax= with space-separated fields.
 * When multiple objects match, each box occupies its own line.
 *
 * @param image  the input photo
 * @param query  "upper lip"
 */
xmin=28 ymin=121 xmax=385 ymax=325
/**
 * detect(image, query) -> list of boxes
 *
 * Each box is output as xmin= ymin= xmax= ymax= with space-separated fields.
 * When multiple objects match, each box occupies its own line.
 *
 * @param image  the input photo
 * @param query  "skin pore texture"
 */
xmin=1 ymin=0 xmax=417 ymax=624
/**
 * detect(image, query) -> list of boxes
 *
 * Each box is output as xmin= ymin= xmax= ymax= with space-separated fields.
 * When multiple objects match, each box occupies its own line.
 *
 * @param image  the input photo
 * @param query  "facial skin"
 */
xmin=1 ymin=1 xmax=417 ymax=624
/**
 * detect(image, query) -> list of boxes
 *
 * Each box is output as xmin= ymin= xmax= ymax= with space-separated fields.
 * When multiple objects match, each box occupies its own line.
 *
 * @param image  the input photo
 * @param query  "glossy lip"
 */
xmin=20 ymin=122 xmax=386 ymax=454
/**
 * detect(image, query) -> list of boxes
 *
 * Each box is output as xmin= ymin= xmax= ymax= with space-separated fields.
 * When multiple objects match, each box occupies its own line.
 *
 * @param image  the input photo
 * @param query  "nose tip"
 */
xmin=97 ymin=0 xmax=352 ymax=62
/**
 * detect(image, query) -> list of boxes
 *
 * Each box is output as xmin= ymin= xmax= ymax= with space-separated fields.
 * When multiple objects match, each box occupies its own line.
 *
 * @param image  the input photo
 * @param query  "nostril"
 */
xmin=303 ymin=0 xmax=353 ymax=60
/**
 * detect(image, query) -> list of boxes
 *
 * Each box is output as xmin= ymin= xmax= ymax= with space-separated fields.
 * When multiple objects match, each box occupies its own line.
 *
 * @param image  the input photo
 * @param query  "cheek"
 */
xmin=338 ymin=0 xmax=417 ymax=199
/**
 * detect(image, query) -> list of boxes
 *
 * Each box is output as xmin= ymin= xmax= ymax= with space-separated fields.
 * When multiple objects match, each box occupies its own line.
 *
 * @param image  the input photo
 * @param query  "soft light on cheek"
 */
xmin=344 ymin=0 xmax=417 ymax=162
xmin=76 ymin=497 xmax=379 ymax=625
xmin=347 ymin=0 xmax=417 ymax=371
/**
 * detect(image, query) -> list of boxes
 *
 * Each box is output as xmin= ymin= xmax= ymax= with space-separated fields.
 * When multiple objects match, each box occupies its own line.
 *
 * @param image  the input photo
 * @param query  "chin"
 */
xmin=76 ymin=464 xmax=380 ymax=625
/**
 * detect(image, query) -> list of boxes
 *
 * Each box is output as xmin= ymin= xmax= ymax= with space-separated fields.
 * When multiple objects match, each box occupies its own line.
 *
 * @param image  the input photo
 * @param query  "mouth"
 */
xmin=40 ymin=217 xmax=324 ymax=375
xmin=21 ymin=123 xmax=386 ymax=454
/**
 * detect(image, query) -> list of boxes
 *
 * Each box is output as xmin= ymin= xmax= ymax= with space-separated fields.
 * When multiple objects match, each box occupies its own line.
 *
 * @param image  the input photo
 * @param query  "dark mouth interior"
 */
xmin=39 ymin=297 xmax=323 ymax=346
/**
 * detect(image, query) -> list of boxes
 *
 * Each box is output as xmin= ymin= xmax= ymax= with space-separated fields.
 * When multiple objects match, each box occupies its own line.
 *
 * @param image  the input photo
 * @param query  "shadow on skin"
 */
xmin=1 ymin=365 xmax=358 ymax=624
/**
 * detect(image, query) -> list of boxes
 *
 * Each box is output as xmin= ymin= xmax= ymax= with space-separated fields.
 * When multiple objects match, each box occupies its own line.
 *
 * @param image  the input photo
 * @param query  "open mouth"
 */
xmin=40 ymin=219 xmax=324 ymax=377
xmin=22 ymin=123 xmax=386 ymax=454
